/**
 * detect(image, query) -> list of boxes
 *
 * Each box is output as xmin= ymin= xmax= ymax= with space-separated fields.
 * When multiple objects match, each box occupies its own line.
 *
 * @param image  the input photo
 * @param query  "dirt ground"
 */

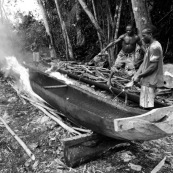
xmin=0 ymin=56 xmax=173 ymax=172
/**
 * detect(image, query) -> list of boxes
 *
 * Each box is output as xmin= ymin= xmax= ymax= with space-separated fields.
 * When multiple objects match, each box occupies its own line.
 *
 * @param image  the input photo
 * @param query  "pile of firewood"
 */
xmin=54 ymin=62 xmax=133 ymax=89
xmin=44 ymin=61 xmax=173 ymax=105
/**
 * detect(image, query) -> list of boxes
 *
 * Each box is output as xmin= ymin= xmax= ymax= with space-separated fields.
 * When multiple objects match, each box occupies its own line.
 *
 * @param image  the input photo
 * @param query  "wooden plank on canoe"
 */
xmin=44 ymin=85 xmax=67 ymax=89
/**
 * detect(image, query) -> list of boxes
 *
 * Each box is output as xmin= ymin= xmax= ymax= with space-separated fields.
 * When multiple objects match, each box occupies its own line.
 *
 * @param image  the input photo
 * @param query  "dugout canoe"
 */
xmin=27 ymin=67 xmax=173 ymax=141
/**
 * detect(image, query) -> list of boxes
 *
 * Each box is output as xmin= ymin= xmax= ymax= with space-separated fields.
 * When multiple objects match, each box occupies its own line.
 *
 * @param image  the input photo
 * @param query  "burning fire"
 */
xmin=0 ymin=56 xmax=44 ymax=102
xmin=45 ymin=62 xmax=73 ymax=85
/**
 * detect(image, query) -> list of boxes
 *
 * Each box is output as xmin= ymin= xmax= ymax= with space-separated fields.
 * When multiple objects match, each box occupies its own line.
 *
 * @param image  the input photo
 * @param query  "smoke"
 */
xmin=0 ymin=22 xmax=24 ymax=62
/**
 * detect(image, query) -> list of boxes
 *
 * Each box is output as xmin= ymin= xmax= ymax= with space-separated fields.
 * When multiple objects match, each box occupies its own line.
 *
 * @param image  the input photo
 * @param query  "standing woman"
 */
xmin=31 ymin=38 xmax=40 ymax=66
xmin=133 ymin=25 xmax=164 ymax=109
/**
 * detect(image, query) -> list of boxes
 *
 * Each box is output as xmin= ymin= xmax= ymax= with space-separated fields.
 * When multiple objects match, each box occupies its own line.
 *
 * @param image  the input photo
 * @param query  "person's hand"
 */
xmin=134 ymin=75 xmax=143 ymax=83
xmin=124 ymin=80 xmax=134 ymax=88
xmin=135 ymin=76 xmax=140 ymax=83
xmin=132 ymin=75 xmax=140 ymax=83
xmin=131 ymin=75 xmax=135 ymax=81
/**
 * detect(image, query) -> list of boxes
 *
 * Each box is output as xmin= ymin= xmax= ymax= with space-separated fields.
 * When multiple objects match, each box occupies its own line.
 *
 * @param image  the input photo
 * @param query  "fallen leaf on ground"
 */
xmin=128 ymin=163 xmax=142 ymax=172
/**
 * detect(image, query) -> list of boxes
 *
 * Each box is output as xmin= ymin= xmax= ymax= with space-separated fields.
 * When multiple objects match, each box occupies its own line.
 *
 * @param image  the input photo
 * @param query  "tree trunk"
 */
xmin=62 ymin=21 xmax=74 ymax=60
xmin=0 ymin=0 xmax=4 ymax=23
xmin=114 ymin=0 xmax=122 ymax=41
xmin=92 ymin=0 xmax=102 ymax=49
xmin=54 ymin=0 xmax=74 ymax=60
xmin=113 ymin=2 xmax=119 ymax=33
xmin=113 ymin=0 xmax=122 ymax=62
xmin=131 ymin=0 xmax=152 ymax=36
xmin=37 ymin=0 xmax=57 ymax=58
xmin=76 ymin=1 xmax=85 ymax=47
xmin=77 ymin=0 xmax=105 ymax=41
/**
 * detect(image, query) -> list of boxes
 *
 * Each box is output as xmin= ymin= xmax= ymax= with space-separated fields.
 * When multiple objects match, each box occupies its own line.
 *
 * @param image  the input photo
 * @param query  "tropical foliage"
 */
xmin=4 ymin=0 xmax=173 ymax=63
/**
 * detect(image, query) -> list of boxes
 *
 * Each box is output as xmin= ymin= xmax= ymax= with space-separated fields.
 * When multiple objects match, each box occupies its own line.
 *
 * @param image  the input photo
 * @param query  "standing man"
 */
xmin=133 ymin=25 xmax=164 ymax=109
xmin=31 ymin=38 xmax=40 ymax=66
xmin=103 ymin=24 xmax=143 ymax=86
xmin=49 ymin=44 xmax=56 ymax=59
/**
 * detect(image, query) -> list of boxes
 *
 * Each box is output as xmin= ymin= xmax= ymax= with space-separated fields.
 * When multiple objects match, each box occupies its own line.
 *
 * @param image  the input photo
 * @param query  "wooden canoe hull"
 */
xmin=28 ymin=68 xmax=173 ymax=141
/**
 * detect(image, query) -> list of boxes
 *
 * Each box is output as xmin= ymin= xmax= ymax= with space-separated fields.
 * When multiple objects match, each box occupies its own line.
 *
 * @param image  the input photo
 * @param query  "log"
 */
xmin=156 ymin=90 xmax=171 ymax=96
xmin=61 ymin=133 xmax=127 ymax=167
xmin=61 ymin=133 xmax=99 ymax=147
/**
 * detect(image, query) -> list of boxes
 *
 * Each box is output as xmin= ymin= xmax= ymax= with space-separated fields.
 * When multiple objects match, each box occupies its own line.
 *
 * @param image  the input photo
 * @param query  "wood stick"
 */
xmin=8 ymin=82 xmax=27 ymax=105
xmin=116 ymin=79 xmax=130 ymax=82
xmin=44 ymin=85 xmax=67 ymax=89
xmin=125 ymin=93 xmax=128 ymax=105
xmin=0 ymin=112 xmax=35 ymax=160
xmin=30 ymin=102 xmax=81 ymax=135
xmin=24 ymin=96 xmax=89 ymax=134
xmin=151 ymin=156 xmax=167 ymax=173
xmin=0 ymin=105 xmax=12 ymax=108
xmin=22 ymin=95 xmax=63 ymax=119
xmin=73 ymin=127 xmax=92 ymax=133
xmin=112 ymin=75 xmax=130 ymax=81
xmin=111 ymin=80 xmax=124 ymax=88
xmin=23 ymin=96 xmax=90 ymax=134
xmin=96 ymin=81 xmax=106 ymax=83
xmin=75 ymin=65 xmax=93 ymax=74
xmin=21 ymin=95 xmax=66 ymax=120
xmin=21 ymin=95 xmax=56 ymax=113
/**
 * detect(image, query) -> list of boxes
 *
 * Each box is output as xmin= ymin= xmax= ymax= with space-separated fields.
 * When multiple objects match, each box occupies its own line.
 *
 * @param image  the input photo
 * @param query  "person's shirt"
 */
xmin=140 ymin=40 xmax=164 ymax=87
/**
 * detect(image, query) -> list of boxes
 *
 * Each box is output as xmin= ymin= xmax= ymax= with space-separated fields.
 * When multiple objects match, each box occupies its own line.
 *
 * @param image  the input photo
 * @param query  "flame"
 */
xmin=49 ymin=72 xmax=73 ymax=85
xmin=0 ymin=56 xmax=44 ymax=102
xmin=45 ymin=62 xmax=73 ymax=85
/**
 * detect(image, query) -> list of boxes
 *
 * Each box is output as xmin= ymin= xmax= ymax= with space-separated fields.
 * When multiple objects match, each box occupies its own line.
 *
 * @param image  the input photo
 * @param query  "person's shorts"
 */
xmin=140 ymin=86 xmax=155 ymax=108
xmin=33 ymin=52 xmax=40 ymax=62
xmin=111 ymin=50 xmax=135 ymax=72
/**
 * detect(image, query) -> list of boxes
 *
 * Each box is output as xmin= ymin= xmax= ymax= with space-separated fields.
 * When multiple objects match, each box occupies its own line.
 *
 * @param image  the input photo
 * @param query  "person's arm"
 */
xmin=104 ymin=34 xmax=124 ymax=51
xmin=31 ymin=44 xmax=33 ymax=51
xmin=132 ymin=60 xmax=144 ymax=82
xmin=136 ymin=36 xmax=146 ymax=53
xmin=138 ymin=62 xmax=158 ymax=78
